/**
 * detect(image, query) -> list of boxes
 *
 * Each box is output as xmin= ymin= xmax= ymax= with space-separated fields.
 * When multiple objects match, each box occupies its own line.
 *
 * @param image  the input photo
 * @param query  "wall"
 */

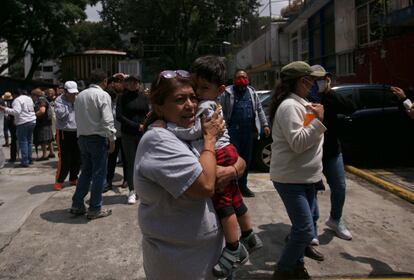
xmin=337 ymin=32 xmax=414 ymax=88
xmin=334 ymin=0 xmax=356 ymax=54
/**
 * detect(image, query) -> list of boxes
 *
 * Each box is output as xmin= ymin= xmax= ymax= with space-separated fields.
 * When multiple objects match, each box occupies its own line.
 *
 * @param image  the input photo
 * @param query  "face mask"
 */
xmin=308 ymin=82 xmax=322 ymax=103
xmin=317 ymin=80 xmax=326 ymax=93
xmin=234 ymin=77 xmax=249 ymax=87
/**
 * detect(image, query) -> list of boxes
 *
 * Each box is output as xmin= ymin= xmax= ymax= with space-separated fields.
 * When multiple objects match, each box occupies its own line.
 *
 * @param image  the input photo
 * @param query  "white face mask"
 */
xmin=316 ymin=80 xmax=326 ymax=93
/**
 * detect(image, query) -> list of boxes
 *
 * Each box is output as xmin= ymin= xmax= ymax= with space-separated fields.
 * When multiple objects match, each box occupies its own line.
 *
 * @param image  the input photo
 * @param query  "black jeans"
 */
xmin=121 ymin=133 xmax=142 ymax=191
xmin=55 ymin=129 xmax=81 ymax=183
xmin=107 ymin=137 xmax=127 ymax=185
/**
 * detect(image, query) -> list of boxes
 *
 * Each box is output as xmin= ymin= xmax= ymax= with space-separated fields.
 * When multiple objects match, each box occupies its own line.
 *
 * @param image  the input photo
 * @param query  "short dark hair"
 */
xmin=89 ymin=69 xmax=107 ymax=85
xmin=190 ymin=55 xmax=226 ymax=86
xmin=234 ymin=69 xmax=247 ymax=77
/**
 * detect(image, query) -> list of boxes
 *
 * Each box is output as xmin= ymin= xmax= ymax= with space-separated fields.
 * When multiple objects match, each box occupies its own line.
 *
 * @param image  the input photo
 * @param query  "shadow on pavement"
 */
xmin=40 ymin=209 xmax=89 ymax=224
xmin=317 ymin=228 xmax=336 ymax=245
xmin=340 ymin=252 xmax=414 ymax=277
xmin=102 ymin=195 xmax=127 ymax=205
xmin=27 ymin=184 xmax=55 ymax=194
xmin=39 ymin=161 xmax=58 ymax=168
xmin=235 ymin=223 xmax=291 ymax=279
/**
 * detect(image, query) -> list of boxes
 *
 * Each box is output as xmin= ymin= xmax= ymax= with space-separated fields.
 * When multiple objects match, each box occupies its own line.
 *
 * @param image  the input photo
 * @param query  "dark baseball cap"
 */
xmin=125 ymin=74 xmax=141 ymax=83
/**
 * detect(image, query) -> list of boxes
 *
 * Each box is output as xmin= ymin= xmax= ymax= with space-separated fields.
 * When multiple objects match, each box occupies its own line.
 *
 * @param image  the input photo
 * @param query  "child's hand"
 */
xmin=152 ymin=120 xmax=166 ymax=128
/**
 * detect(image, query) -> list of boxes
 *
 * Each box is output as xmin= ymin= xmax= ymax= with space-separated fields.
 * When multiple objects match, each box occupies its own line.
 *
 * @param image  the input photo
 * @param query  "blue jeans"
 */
xmin=16 ymin=121 xmax=35 ymax=166
xmin=323 ymin=153 xmax=346 ymax=221
xmin=228 ymin=125 xmax=254 ymax=190
xmin=72 ymin=136 xmax=108 ymax=211
xmin=273 ymin=182 xmax=316 ymax=272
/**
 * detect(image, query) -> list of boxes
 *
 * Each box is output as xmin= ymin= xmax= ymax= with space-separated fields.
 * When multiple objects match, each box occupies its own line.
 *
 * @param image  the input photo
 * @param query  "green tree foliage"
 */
xmin=99 ymin=0 xmax=260 ymax=69
xmin=70 ymin=21 xmax=124 ymax=51
xmin=0 ymin=0 xmax=89 ymax=80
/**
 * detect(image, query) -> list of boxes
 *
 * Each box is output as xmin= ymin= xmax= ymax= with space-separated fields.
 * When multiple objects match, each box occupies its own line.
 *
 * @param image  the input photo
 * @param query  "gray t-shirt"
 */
xmin=134 ymin=127 xmax=223 ymax=280
xmin=167 ymin=100 xmax=231 ymax=153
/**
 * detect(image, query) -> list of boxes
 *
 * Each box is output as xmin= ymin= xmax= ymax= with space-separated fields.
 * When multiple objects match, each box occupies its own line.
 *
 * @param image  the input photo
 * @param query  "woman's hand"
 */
xmin=215 ymin=157 xmax=246 ymax=190
xmin=307 ymin=103 xmax=324 ymax=122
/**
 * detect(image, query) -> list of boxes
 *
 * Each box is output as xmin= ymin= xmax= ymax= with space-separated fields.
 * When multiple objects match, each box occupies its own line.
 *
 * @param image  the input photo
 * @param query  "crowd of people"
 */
xmin=2 ymin=55 xmax=412 ymax=279
xmin=0 ymin=69 xmax=149 ymax=208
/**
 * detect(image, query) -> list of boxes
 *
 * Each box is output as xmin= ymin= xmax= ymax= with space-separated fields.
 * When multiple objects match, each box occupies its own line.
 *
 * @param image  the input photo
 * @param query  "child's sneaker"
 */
xmin=213 ymin=243 xmax=249 ymax=278
xmin=240 ymin=232 xmax=263 ymax=253
xmin=54 ymin=182 xmax=62 ymax=191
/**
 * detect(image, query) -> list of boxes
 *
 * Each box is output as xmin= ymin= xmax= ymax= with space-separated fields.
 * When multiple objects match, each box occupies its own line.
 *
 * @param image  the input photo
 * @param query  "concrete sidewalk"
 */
xmin=0 ymin=160 xmax=413 ymax=279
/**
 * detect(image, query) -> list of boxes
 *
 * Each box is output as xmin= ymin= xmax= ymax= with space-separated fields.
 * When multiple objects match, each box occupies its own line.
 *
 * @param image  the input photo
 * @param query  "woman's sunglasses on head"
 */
xmin=155 ymin=70 xmax=191 ymax=87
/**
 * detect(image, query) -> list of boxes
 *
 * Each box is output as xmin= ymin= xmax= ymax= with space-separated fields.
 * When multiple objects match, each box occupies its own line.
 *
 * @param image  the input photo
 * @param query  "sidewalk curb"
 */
xmin=345 ymin=165 xmax=414 ymax=204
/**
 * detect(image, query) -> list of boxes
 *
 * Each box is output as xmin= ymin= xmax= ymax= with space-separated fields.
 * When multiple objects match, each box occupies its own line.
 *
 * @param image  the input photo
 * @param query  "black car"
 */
xmin=251 ymin=84 xmax=414 ymax=172
xmin=333 ymin=84 xmax=414 ymax=166
xmin=252 ymin=91 xmax=273 ymax=171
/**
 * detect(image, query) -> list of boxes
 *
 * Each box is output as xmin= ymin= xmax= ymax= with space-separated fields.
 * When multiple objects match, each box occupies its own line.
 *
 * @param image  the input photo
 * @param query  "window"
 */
xmin=383 ymin=89 xmax=400 ymax=107
xmin=291 ymin=32 xmax=298 ymax=60
xmin=388 ymin=0 xmax=414 ymax=12
xmin=356 ymin=0 xmax=386 ymax=45
xmin=308 ymin=2 xmax=335 ymax=69
xmin=43 ymin=66 xmax=53 ymax=72
xmin=358 ymin=88 xmax=383 ymax=109
xmin=337 ymin=52 xmax=355 ymax=75
xmin=301 ymin=25 xmax=309 ymax=61
xmin=356 ymin=5 xmax=369 ymax=45
xmin=335 ymin=89 xmax=354 ymax=99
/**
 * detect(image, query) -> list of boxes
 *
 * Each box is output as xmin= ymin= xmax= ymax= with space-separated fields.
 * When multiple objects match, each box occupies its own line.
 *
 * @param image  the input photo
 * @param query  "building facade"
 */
xmin=284 ymin=0 xmax=414 ymax=87
xmin=231 ymin=0 xmax=414 ymax=89
xmin=227 ymin=21 xmax=289 ymax=90
xmin=60 ymin=50 xmax=127 ymax=82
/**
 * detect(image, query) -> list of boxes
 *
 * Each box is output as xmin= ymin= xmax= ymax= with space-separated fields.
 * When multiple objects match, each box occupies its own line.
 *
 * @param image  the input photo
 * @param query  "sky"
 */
xmin=85 ymin=1 xmax=289 ymax=22
xmin=85 ymin=3 xmax=102 ymax=22
xmin=258 ymin=0 xmax=289 ymax=18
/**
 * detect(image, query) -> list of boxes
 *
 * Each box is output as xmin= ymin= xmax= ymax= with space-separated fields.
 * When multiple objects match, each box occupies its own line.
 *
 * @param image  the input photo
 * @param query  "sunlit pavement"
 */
xmin=345 ymin=166 xmax=414 ymax=203
xmin=0 ymin=145 xmax=413 ymax=279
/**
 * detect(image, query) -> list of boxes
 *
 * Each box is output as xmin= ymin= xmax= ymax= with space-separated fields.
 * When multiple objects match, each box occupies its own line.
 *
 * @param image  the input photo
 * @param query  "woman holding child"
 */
xmin=134 ymin=69 xmax=246 ymax=279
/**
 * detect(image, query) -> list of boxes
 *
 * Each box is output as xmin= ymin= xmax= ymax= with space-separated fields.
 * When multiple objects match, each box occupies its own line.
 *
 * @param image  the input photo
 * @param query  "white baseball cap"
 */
xmin=64 ymin=81 xmax=79 ymax=94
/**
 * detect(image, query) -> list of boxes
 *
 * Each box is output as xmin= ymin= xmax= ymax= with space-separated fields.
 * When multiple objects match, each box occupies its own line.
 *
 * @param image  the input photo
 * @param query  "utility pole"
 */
xmin=269 ymin=0 xmax=272 ymax=18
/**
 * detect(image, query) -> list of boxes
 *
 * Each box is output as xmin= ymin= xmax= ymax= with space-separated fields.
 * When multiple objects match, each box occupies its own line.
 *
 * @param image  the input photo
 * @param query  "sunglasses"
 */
xmin=155 ymin=70 xmax=191 ymax=87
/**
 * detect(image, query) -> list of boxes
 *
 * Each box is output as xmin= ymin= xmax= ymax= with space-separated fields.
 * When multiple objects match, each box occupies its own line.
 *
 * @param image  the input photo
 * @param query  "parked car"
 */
xmin=251 ymin=84 xmax=414 ymax=172
xmin=252 ymin=90 xmax=273 ymax=171
xmin=333 ymin=84 xmax=414 ymax=166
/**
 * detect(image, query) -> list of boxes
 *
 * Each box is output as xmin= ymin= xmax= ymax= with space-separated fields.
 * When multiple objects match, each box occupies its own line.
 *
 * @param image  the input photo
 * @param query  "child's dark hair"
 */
xmin=190 ymin=55 xmax=226 ymax=86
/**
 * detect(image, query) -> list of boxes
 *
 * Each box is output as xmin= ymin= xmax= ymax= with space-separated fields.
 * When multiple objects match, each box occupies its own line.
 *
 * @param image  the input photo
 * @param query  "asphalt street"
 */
xmin=0 ymin=146 xmax=413 ymax=279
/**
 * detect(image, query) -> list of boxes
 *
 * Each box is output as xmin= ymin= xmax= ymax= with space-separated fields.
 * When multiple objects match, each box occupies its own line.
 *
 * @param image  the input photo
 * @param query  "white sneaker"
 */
xmin=310 ymin=238 xmax=319 ymax=246
xmin=127 ymin=191 xmax=136 ymax=204
xmin=325 ymin=217 xmax=352 ymax=240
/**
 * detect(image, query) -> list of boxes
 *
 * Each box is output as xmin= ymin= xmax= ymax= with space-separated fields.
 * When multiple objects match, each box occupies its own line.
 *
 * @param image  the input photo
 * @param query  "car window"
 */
xmin=334 ymin=88 xmax=353 ymax=99
xmin=357 ymin=88 xmax=383 ymax=109
xmin=382 ymin=88 xmax=400 ymax=107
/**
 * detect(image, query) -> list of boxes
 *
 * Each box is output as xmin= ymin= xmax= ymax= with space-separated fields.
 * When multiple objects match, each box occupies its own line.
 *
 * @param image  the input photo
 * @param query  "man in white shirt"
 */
xmin=0 ymin=89 xmax=36 ymax=167
xmin=70 ymin=69 xmax=116 ymax=220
